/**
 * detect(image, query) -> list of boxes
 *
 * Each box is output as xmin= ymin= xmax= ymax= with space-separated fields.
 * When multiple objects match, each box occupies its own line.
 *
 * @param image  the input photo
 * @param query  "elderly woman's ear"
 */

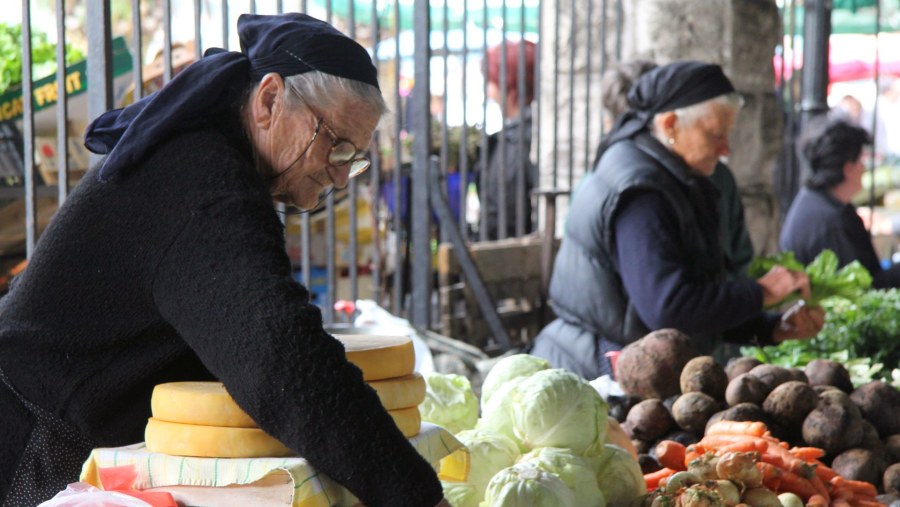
xmin=653 ymin=111 xmax=678 ymax=139
xmin=249 ymin=72 xmax=286 ymax=130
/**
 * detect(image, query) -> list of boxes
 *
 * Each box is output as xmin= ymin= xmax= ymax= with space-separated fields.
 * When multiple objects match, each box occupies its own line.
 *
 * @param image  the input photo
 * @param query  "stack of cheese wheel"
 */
xmin=145 ymin=334 xmax=424 ymax=458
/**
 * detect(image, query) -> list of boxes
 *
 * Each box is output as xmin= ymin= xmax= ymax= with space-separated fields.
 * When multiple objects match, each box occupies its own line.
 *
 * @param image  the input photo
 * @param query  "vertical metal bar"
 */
xmin=370 ymin=0 xmax=381 ymax=305
xmin=799 ymin=0 xmax=830 ymax=131
xmin=534 ymin=0 xmax=542 ymax=200
xmin=552 ymin=0 xmax=560 ymax=187
xmin=478 ymin=0 xmax=489 ymax=241
xmin=250 ymin=0 xmax=257 ymax=14
xmin=411 ymin=0 xmax=432 ymax=327
xmin=782 ymin=0 xmax=798 ymax=211
xmin=869 ymin=0 xmax=882 ymax=217
xmin=566 ymin=0 xmax=575 ymax=190
xmin=497 ymin=1 xmax=508 ymax=239
xmin=459 ymin=0 xmax=469 ymax=239
xmin=300 ymin=0 xmax=308 ymax=14
xmin=87 ymin=0 xmax=113 ymax=169
xmin=392 ymin=0 xmax=403 ymax=313
xmin=56 ymin=0 xmax=70 ymax=204
xmin=132 ymin=0 xmax=143 ymax=101
xmin=599 ymin=0 xmax=608 ymax=137
xmin=348 ymin=0 xmax=359 ymax=306
xmin=221 ymin=0 xmax=229 ymax=49
xmin=325 ymin=0 xmax=336 ymax=323
xmin=515 ymin=0 xmax=526 ymax=237
xmin=615 ymin=0 xmax=623 ymax=60
xmin=583 ymin=0 xmax=593 ymax=175
xmin=162 ymin=0 xmax=173 ymax=83
xmin=22 ymin=0 xmax=37 ymax=257
xmin=277 ymin=0 xmax=284 ymax=14
xmin=439 ymin=0 xmax=450 ymax=244
xmin=194 ymin=0 xmax=202 ymax=60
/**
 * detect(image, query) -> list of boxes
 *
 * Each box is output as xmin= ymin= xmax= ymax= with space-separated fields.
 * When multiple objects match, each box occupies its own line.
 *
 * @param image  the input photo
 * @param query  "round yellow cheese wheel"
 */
xmin=145 ymin=418 xmax=294 ymax=458
xmin=368 ymin=372 xmax=426 ymax=410
xmin=334 ymin=334 xmax=416 ymax=381
xmin=151 ymin=382 xmax=257 ymax=428
xmin=388 ymin=406 xmax=421 ymax=438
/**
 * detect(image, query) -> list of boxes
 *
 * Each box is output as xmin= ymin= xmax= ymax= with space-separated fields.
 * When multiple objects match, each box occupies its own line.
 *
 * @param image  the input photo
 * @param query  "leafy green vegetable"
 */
xmin=480 ymin=354 xmax=549 ymax=409
xmin=0 ymin=23 xmax=85 ymax=95
xmin=453 ymin=429 xmax=520 ymax=498
xmin=419 ymin=372 xmax=479 ymax=434
xmin=589 ymin=444 xmax=647 ymax=506
xmin=518 ymin=447 xmax=606 ymax=507
xmin=482 ymin=463 xmax=577 ymax=507
xmin=742 ymin=288 xmax=900 ymax=385
xmin=747 ymin=249 xmax=872 ymax=307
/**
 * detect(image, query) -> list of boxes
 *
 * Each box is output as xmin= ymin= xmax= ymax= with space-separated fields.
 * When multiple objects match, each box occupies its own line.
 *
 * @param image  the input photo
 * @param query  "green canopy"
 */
xmin=784 ymin=1 xmax=900 ymax=35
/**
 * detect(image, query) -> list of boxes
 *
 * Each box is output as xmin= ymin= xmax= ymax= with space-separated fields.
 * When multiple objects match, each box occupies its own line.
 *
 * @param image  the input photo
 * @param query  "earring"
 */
xmin=667 ymin=137 xmax=676 ymax=145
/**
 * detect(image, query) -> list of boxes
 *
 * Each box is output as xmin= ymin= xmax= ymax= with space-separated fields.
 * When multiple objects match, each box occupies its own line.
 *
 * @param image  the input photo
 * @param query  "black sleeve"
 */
xmin=614 ymin=191 xmax=768 ymax=338
xmin=151 ymin=192 xmax=442 ymax=507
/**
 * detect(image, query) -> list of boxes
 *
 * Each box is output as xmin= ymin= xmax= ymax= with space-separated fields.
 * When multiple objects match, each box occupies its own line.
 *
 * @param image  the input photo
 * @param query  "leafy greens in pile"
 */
xmin=746 ymin=249 xmax=872 ymax=306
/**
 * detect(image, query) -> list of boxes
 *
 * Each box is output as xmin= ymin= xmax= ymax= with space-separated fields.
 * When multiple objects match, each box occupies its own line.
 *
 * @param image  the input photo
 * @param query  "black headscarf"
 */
xmin=84 ymin=13 xmax=379 ymax=181
xmin=596 ymin=60 xmax=736 ymax=162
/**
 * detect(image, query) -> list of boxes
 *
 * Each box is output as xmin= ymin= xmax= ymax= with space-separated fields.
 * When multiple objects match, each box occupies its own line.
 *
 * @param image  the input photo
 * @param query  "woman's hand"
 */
xmin=756 ymin=266 xmax=811 ymax=307
xmin=772 ymin=303 xmax=825 ymax=344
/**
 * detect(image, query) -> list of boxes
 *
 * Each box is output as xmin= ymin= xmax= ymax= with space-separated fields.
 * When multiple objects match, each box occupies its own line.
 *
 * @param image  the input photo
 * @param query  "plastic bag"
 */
xmin=37 ymin=483 xmax=152 ymax=507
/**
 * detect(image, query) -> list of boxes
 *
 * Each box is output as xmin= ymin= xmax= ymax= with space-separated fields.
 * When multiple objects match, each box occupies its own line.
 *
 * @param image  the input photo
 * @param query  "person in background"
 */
xmin=781 ymin=117 xmax=900 ymax=288
xmin=477 ymin=39 xmax=538 ymax=240
xmin=531 ymin=61 xmax=823 ymax=379
xmin=599 ymin=59 xmax=754 ymax=279
xmin=0 ymin=13 xmax=448 ymax=507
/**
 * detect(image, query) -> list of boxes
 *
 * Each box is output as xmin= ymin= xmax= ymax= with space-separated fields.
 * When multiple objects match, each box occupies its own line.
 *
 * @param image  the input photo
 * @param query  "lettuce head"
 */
xmin=589 ymin=443 xmax=646 ymax=506
xmin=419 ymin=373 xmax=479 ymax=434
xmin=455 ymin=429 xmax=521 ymax=496
xmin=517 ymin=447 xmax=606 ymax=507
xmin=481 ymin=463 xmax=576 ymax=507
xmin=480 ymin=354 xmax=550 ymax=408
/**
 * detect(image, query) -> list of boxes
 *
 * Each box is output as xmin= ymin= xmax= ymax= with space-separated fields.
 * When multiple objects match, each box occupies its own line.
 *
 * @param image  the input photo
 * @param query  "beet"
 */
xmin=851 ymin=381 xmax=900 ymax=437
xmin=672 ymin=392 xmax=720 ymax=434
xmin=725 ymin=356 xmax=762 ymax=381
xmin=680 ymin=356 xmax=728 ymax=401
xmin=804 ymin=359 xmax=854 ymax=393
xmin=616 ymin=329 xmax=699 ymax=400
xmin=725 ymin=373 xmax=769 ymax=406
xmin=625 ymin=398 xmax=675 ymax=442
xmin=762 ymin=381 xmax=819 ymax=431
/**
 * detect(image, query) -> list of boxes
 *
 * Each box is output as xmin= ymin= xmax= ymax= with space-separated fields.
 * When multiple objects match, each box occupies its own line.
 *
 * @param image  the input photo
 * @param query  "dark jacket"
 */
xmin=780 ymin=187 xmax=900 ymax=288
xmin=531 ymin=132 xmax=773 ymax=379
xmin=710 ymin=162 xmax=754 ymax=278
xmin=479 ymin=109 xmax=538 ymax=240
xmin=0 ymin=117 xmax=442 ymax=506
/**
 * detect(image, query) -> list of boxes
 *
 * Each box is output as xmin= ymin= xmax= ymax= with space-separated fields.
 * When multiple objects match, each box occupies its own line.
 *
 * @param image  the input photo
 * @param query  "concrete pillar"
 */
xmin=538 ymin=0 xmax=784 ymax=255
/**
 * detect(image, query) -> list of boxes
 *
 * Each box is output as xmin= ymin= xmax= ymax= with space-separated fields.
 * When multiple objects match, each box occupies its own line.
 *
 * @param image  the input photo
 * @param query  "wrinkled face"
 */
xmin=249 ymin=76 xmax=379 ymax=210
xmin=669 ymin=103 xmax=738 ymax=177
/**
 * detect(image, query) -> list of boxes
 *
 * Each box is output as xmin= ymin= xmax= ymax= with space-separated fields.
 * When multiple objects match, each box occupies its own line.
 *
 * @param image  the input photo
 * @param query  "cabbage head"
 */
xmin=590 ymin=443 xmax=646 ymax=506
xmin=442 ymin=481 xmax=481 ymax=507
xmin=481 ymin=463 xmax=576 ymax=507
xmin=509 ymin=369 xmax=608 ymax=455
xmin=419 ymin=373 xmax=479 ymax=434
xmin=455 ymin=429 xmax=521 ymax=496
xmin=475 ymin=376 xmax=526 ymax=449
xmin=480 ymin=354 xmax=549 ymax=408
xmin=517 ymin=447 xmax=606 ymax=507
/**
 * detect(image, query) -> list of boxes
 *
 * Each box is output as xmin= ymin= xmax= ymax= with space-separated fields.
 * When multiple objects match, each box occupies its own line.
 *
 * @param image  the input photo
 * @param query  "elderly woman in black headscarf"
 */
xmin=0 ymin=13 xmax=448 ymax=507
xmin=531 ymin=61 xmax=825 ymax=379
xmin=781 ymin=117 xmax=900 ymax=287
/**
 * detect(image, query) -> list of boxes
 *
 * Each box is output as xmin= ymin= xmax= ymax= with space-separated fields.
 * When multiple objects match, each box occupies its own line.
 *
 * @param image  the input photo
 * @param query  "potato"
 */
xmin=818 ymin=389 xmax=862 ymax=418
xmin=885 ymin=463 xmax=900 ymax=496
xmin=746 ymin=364 xmax=793 ymax=392
xmin=831 ymin=448 xmax=886 ymax=485
xmin=786 ymin=368 xmax=808 ymax=384
xmin=851 ymin=381 xmax=900 ymax=437
xmin=680 ymin=356 xmax=728 ymax=401
xmin=616 ymin=329 xmax=699 ymax=400
xmin=672 ymin=392 xmax=720 ymax=434
xmin=725 ymin=373 xmax=769 ymax=406
xmin=762 ymin=381 xmax=818 ymax=431
xmin=858 ymin=420 xmax=882 ymax=451
xmin=802 ymin=404 xmax=864 ymax=456
xmin=725 ymin=356 xmax=761 ymax=381
xmin=804 ymin=359 xmax=853 ymax=393
xmin=626 ymin=398 xmax=675 ymax=442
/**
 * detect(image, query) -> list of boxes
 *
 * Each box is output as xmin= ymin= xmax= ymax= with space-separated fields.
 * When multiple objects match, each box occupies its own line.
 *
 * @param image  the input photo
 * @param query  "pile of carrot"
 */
xmin=643 ymin=421 xmax=885 ymax=507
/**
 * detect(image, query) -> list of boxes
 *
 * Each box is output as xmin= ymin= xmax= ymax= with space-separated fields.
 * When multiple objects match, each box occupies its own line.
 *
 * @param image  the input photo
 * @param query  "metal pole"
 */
xmin=56 ymin=0 xmax=70 ymax=204
xmin=370 ymin=0 xmax=382 ymax=305
xmin=132 ymin=0 xmax=143 ymax=101
xmin=392 ymin=0 xmax=403 ymax=313
xmin=22 ymin=0 xmax=36 ymax=257
xmin=799 ymin=0 xmax=831 ymax=131
xmin=411 ymin=0 xmax=432 ymax=328
xmin=348 ymin=0 xmax=359 ymax=306
xmin=162 ymin=0 xmax=173 ymax=83
xmin=87 ymin=0 xmax=113 ymax=167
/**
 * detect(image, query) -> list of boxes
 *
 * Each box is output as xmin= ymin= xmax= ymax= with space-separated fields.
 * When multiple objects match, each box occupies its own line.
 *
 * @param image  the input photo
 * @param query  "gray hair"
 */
xmin=672 ymin=92 xmax=744 ymax=126
xmin=281 ymin=71 xmax=388 ymax=118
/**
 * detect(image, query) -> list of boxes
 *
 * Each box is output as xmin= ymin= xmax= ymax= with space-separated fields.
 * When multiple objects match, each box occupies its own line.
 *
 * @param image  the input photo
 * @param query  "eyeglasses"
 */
xmin=310 ymin=115 xmax=371 ymax=179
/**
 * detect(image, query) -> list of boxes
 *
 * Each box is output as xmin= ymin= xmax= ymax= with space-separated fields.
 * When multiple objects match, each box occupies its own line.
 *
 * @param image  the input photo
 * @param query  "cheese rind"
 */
xmin=334 ymin=334 xmax=416 ymax=381
xmin=145 ymin=418 xmax=294 ymax=458
xmin=368 ymin=373 xmax=426 ymax=410
xmin=151 ymin=382 xmax=256 ymax=428
xmin=388 ymin=406 xmax=421 ymax=438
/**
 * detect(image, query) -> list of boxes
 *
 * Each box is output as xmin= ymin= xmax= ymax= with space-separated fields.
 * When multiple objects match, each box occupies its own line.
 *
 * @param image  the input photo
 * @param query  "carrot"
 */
xmin=805 ymin=494 xmax=829 ymax=507
xmin=757 ymin=461 xmax=784 ymax=491
xmin=655 ymin=440 xmax=687 ymax=471
xmin=849 ymin=499 xmax=886 ymax=507
xmin=715 ymin=439 xmax=768 ymax=455
xmin=808 ymin=470 xmax=832 ymax=501
xmin=831 ymin=487 xmax=855 ymax=501
xmin=776 ymin=468 xmax=820 ymax=500
xmin=832 ymin=499 xmax=853 ymax=507
xmin=705 ymin=420 xmax=768 ymax=437
xmin=684 ymin=444 xmax=707 ymax=465
xmin=841 ymin=479 xmax=877 ymax=498
xmin=814 ymin=461 xmax=838 ymax=482
xmin=644 ymin=467 xmax=676 ymax=491
xmin=790 ymin=446 xmax=826 ymax=461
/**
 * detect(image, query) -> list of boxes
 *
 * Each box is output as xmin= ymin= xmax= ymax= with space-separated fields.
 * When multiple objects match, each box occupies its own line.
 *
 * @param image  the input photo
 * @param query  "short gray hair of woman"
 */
xmin=281 ymin=71 xmax=388 ymax=119
xmin=671 ymin=92 xmax=744 ymax=127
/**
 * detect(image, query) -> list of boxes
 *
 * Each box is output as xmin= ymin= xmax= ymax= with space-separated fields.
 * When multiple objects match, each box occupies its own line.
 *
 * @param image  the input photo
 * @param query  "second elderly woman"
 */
xmin=531 ymin=61 xmax=824 ymax=379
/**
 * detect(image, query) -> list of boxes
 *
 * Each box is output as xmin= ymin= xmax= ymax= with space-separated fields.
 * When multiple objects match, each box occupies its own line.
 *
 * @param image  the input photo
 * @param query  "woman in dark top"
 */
xmin=531 ymin=61 xmax=824 ymax=379
xmin=780 ymin=118 xmax=900 ymax=288
xmin=0 ymin=13 xmax=447 ymax=507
